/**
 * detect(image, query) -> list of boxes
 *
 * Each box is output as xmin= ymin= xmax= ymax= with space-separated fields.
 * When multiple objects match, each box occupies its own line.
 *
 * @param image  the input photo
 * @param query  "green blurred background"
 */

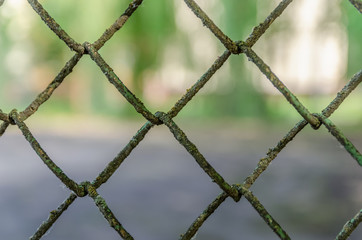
xmin=0 ymin=0 xmax=361 ymax=125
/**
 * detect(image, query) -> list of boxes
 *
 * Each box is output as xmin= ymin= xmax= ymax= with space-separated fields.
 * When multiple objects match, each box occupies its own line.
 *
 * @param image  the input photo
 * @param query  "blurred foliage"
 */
xmin=340 ymin=0 xmax=362 ymax=78
xmin=0 ymin=0 xmax=360 ymax=124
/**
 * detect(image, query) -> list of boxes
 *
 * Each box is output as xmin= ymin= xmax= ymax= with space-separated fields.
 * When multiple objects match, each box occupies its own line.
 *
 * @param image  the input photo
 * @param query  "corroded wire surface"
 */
xmin=0 ymin=0 xmax=361 ymax=239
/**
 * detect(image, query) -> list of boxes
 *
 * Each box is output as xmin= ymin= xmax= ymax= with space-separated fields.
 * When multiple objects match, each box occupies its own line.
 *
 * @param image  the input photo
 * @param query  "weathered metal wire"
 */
xmin=86 ymin=183 xmax=135 ymax=240
xmin=0 ymin=122 xmax=9 ymax=137
xmin=92 ymin=121 xmax=154 ymax=189
xmin=84 ymin=42 xmax=161 ymax=125
xmin=322 ymin=70 xmax=362 ymax=118
xmin=10 ymin=110 xmax=85 ymax=197
xmin=245 ymin=0 xmax=294 ymax=47
xmin=92 ymin=0 xmax=144 ymax=51
xmin=349 ymin=0 xmax=362 ymax=13
xmin=240 ymin=45 xmax=321 ymax=129
xmin=239 ymin=185 xmax=291 ymax=240
xmin=181 ymin=68 xmax=362 ymax=240
xmin=27 ymin=0 xmax=84 ymax=53
xmin=336 ymin=209 xmax=362 ymax=240
xmin=183 ymin=0 xmax=239 ymax=54
xmin=158 ymin=111 xmax=240 ymax=201
xmin=0 ymin=0 xmax=360 ymax=239
xmin=19 ymin=53 xmax=84 ymax=122
xmin=0 ymin=110 xmax=9 ymax=122
xmin=30 ymin=194 xmax=77 ymax=240
xmin=317 ymin=114 xmax=362 ymax=166
xmin=167 ymin=50 xmax=231 ymax=119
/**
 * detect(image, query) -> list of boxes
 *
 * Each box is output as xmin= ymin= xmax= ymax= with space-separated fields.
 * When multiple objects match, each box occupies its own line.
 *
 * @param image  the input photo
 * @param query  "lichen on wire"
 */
xmin=336 ymin=209 xmax=362 ymax=240
xmin=0 ymin=0 xmax=360 ymax=239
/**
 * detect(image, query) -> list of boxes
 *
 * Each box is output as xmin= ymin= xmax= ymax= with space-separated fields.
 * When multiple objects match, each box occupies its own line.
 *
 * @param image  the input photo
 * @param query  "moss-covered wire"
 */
xmin=93 ymin=0 xmax=144 ymax=50
xmin=1 ymin=0 xmax=361 ymax=239
xmin=348 ymin=0 xmax=362 ymax=13
xmin=245 ymin=0 xmax=293 ymax=47
xmin=158 ymin=112 xmax=240 ymax=201
xmin=27 ymin=0 xmax=84 ymax=53
xmin=19 ymin=53 xmax=83 ymax=122
xmin=0 ymin=122 xmax=9 ymax=137
xmin=84 ymin=42 xmax=160 ymax=125
xmin=317 ymin=114 xmax=362 ymax=166
xmin=30 ymin=193 xmax=77 ymax=240
xmin=0 ymin=110 xmax=11 ymax=137
xmin=168 ymin=50 xmax=231 ymax=119
xmin=336 ymin=209 xmax=362 ymax=240
xmin=183 ymin=0 xmax=239 ymax=54
xmin=10 ymin=110 xmax=83 ymax=196
xmin=0 ymin=109 xmax=9 ymax=122
xmin=171 ymin=0 xmax=293 ymax=120
xmin=179 ymin=192 xmax=228 ymax=240
xmin=239 ymin=186 xmax=291 ymax=240
xmin=241 ymin=45 xmax=321 ymax=128
xmin=86 ymin=183 xmax=134 ymax=240
xmin=322 ymin=70 xmax=362 ymax=118
xmin=180 ymin=69 xmax=362 ymax=239
xmin=180 ymin=120 xmax=307 ymax=239
xmin=92 ymin=121 xmax=154 ymax=188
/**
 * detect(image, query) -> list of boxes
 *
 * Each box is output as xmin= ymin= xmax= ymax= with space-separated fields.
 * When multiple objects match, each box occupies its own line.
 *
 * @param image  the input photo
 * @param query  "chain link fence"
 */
xmin=0 ymin=0 xmax=361 ymax=239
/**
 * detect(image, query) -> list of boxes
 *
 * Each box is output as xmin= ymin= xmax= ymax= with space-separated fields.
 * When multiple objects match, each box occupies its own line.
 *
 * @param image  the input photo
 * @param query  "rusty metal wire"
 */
xmin=0 ymin=0 xmax=361 ymax=239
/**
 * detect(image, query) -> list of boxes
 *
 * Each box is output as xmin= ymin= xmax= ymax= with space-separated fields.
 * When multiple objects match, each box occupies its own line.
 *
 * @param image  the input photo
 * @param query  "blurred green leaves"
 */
xmin=0 ymin=0 xmax=360 ymax=123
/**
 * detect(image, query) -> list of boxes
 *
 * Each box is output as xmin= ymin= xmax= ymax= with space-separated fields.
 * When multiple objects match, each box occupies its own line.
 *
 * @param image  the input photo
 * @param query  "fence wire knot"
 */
xmin=8 ymin=109 xmax=18 ymax=125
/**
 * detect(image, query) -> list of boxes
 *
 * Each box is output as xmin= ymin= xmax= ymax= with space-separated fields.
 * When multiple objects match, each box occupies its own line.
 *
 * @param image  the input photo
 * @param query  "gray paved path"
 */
xmin=0 ymin=120 xmax=361 ymax=240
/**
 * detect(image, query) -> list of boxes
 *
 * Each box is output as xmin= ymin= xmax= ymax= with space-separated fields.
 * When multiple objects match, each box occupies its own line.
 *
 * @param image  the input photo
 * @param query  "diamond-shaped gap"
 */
xmin=36 ymin=0 xmax=131 ymax=44
xmin=196 ymin=197 xmax=281 ymax=240
xmin=175 ymin=119 xmax=276 ymax=184
xmin=184 ymin=0 xmax=258 ymax=40
xmin=8 ymin=116 xmax=146 ymax=238
xmin=252 ymin=0 xmax=349 ymax=97
xmin=0 ymin=127 xmax=71 ymax=239
xmin=95 ymin=0 xmax=263 ymax=120
xmin=168 ymin=49 xmax=274 ymax=127
xmin=25 ymin=109 xmax=143 ymax=184
xmin=97 ymin=0 xmax=179 ymax=113
xmin=99 ymin=0 xmax=237 ymax=112
xmin=42 ymin=54 xmax=150 ymax=118
xmin=97 ymin=124 xmax=227 ymax=239
xmin=39 ymin=196 xmax=121 ymax=240
xmin=16 ymin=45 xmax=146 ymax=184
xmin=250 ymin=124 xmax=362 ymax=239
xmin=165 ymin=119 xmax=292 ymax=239
xmin=135 ymin=0 xmax=270 ymax=120
xmin=172 ymin=120 xmax=306 ymax=239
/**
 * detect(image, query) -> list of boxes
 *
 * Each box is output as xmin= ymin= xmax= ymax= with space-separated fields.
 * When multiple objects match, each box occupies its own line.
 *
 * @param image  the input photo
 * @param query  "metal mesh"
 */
xmin=1 ymin=0 xmax=361 ymax=239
